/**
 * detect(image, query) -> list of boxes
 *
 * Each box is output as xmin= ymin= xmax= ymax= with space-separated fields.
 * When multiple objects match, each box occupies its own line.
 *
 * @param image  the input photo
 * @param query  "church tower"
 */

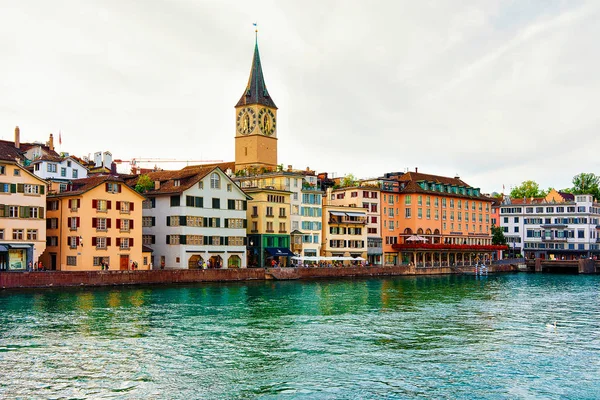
xmin=234 ymin=37 xmax=278 ymax=172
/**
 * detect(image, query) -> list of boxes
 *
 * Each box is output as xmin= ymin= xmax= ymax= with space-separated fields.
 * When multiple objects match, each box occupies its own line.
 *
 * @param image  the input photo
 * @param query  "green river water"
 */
xmin=1 ymin=273 xmax=599 ymax=399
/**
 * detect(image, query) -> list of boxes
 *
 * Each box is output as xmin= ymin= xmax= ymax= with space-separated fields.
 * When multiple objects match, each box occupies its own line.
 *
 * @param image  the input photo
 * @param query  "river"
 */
xmin=1 ymin=274 xmax=599 ymax=399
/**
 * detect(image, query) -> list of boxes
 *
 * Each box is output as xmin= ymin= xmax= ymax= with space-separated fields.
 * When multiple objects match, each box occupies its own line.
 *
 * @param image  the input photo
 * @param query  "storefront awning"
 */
xmin=266 ymin=247 xmax=296 ymax=257
xmin=0 ymin=245 xmax=9 ymax=252
xmin=329 ymin=211 xmax=346 ymax=216
xmin=345 ymin=212 xmax=366 ymax=217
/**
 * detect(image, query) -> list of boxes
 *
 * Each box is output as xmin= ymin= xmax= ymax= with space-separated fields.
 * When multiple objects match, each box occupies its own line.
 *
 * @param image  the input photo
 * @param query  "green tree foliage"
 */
xmin=491 ymin=225 xmax=507 ymax=246
xmin=567 ymin=173 xmax=600 ymax=200
xmin=341 ymin=173 xmax=357 ymax=188
xmin=134 ymin=174 xmax=154 ymax=193
xmin=510 ymin=180 xmax=546 ymax=199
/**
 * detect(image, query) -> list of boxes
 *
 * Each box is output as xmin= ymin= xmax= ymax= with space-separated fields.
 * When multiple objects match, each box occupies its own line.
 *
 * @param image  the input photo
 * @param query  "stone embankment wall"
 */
xmin=1 ymin=263 xmax=517 ymax=290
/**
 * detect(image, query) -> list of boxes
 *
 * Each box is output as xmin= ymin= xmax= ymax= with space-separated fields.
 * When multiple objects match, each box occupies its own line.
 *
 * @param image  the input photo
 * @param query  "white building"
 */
xmin=129 ymin=165 xmax=250 ymax=269
xmin=29 ymin=155 xmax=88 ymax=192
xmin=499 ymin=190 xmax=600 ymax=259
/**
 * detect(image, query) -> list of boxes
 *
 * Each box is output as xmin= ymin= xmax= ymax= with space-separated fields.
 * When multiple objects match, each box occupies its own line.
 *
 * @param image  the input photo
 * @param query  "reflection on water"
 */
xmin=1 ymin=274 xmax=599 ymax=399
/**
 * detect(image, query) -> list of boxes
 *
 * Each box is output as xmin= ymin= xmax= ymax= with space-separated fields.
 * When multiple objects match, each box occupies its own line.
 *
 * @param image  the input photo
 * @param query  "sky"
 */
xmin=1 ymin=0 xmax=599 ymax=194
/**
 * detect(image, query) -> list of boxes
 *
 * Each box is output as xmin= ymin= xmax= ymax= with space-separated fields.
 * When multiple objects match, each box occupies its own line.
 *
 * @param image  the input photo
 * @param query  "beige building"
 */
xmin=0 ymin=139 xmax=47 ymax=270
xmin=321 ymin=204 xmax=368 ymax=264
xmin=328 ymin=186 xmax=382 ymax=265
xmin=42 ymin=175 xmax=146 ymax=271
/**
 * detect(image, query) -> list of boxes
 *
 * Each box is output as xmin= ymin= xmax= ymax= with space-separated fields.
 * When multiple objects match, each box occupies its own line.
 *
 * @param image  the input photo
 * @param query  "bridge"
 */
xmin=524 ymin=259 xmax=600 ymax=274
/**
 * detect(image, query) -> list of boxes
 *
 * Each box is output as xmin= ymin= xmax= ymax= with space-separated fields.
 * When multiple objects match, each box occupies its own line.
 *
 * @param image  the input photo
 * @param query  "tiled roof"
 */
xmin=388 ymin=171 xmax=493 ymax=201
xmin=397 ymin=171 xmax=469 ymax=187
xmin=558 ymin=191 xmax=575 ymax=201
xmin=182 ymin=161 xmax=235 ymax=173
xmin=235 ymin=42 xmax=277 ymax=109
xmin=0 ymin=140 xmax=25 ymax=162
xmin=48 ymin=175 xmax=126 ymax=197
xmin=142 ymin=245 xmax=154 ymax=253
xmin=125 ymin=166 xmax=215 ymax=196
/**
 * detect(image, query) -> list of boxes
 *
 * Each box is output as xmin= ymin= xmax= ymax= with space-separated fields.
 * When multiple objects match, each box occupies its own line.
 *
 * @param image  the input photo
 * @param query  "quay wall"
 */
xmin=1 ymin=263 xmax=517 ymax=290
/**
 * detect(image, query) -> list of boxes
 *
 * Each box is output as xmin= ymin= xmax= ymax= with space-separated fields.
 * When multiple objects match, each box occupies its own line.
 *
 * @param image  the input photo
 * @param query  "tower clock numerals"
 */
xmin=258 ymin=108 xmax=276 ymax=136
xmin=237 ymin=107 xmax=257 ymax=135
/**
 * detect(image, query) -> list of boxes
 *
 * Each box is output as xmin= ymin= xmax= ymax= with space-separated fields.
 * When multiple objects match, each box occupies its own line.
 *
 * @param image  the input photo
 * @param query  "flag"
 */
xmin=59 ymin=131 xmax=62 ymax=145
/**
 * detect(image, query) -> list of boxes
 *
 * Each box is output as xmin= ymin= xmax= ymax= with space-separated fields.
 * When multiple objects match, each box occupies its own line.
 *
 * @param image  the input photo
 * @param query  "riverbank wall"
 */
xmin=0 ymin=264 xmax=518 ymax=289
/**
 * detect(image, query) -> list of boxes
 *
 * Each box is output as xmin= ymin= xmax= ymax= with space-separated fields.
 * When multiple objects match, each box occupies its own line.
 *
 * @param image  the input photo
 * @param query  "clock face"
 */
xmin=237 ymin=107 xmax=257 ymax=135
xmin=258 ymin=108 xmax=276 ymax=136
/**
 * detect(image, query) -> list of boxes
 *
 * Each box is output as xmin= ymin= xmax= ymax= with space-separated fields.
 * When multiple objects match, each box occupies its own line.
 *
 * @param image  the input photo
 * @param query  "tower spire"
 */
xmin=236 ymin=31 xmax=277 ymax=109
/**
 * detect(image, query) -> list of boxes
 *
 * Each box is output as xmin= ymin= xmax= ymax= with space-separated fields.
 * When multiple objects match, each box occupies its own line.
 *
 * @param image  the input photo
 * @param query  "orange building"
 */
xmin=380 ymin=170 xmax=501 ymax=266
xmin=42 ymin=175 xmax=147 ymax=271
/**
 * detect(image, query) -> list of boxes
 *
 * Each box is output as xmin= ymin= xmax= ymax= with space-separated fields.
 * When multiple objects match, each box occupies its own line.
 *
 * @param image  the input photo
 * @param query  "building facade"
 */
xmin=0 ymin=141 xmax=47 ymax=270
xmin=42 ymin=175 xmax=145 ymax=271
xmin=321 ymin=204 xmax=368 ymax=263
xmin=130 ymin=166 xmax=249 ymax=269
xmin=499 ymin=190 xmax=600 ymax=260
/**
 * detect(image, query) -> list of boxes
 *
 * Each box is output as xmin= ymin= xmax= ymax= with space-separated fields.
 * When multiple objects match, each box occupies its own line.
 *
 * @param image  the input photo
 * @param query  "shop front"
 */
xmin=0 ymin=244 xmax=33 ymax=271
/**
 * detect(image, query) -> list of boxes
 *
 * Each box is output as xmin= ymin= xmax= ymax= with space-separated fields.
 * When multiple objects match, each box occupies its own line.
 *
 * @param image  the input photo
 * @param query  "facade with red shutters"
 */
xmin=41 ymin=175 xmax=146 ymax=271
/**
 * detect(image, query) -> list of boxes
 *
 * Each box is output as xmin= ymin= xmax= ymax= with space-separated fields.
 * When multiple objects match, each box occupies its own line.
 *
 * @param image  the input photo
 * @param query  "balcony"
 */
xmin=541 ymin=237 xmax=568 ymax=242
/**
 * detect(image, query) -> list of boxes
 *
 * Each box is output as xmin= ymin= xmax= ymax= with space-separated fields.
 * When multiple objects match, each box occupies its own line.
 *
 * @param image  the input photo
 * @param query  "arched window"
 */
xmin=210 ymin=173 xmax=220 ymax=189
xmin=404 ymin=228 xmax=413 ymax=235
xmin=434 ymin=229 xmax=440 ymax=235
xmin=417 ymin=228 xmax=424 ymax=235
xmin=425 ymin=228 xmax=432 ymax=235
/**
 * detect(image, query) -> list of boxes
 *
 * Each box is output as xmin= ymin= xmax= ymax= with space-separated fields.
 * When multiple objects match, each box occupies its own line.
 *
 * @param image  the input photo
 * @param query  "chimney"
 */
xmin=110 ymin=162 xmax=117 ymax=175
xmin=94 ymin=152 xmax=102 ymax=168
xmin=48 ymin=133 xmax=54 ymax=151
xmin=415 ymin=167 xmax=418 ymax=173
xmin=154 ymin=180 xmax=160 ymax=190
xmin=14 ymin=126 xmax=20 ymax=149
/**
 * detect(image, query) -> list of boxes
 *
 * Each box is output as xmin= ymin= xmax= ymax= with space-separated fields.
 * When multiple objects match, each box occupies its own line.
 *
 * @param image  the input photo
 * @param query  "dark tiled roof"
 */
xmin=235 ymin=42 xmax=277 ymax=109
xmin=387 ymin=171 xmax=493 ymax=202
xmin=125 ymin=166 xmax=215 ymax=196
xmin=142 ymin=245 xmax=154 ymax=253
xmin=48 ymin=175 xmax=126 ymax=197
xmin=558 ymin=191 xmax=575 ymax=201
xmin=0 ymin=140 xmax=25 ymax=162
xmin=397 ymin=171 xmax=469 ymax=187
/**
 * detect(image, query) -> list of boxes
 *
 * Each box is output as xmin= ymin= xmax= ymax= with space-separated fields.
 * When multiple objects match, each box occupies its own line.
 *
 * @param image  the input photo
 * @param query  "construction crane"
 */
xmin=114 ymin=158 xmax=224 ymax=166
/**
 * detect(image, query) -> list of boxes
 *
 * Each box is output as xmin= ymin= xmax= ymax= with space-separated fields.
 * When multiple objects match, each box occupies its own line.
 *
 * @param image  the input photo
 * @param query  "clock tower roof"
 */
xmin=236 ymin=41 xmax=278 ymax=109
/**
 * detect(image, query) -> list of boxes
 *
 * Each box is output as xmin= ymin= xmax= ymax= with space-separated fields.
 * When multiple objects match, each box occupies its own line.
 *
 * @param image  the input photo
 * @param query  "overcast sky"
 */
xmin=1 ymin=0 xmax=599 ymax=193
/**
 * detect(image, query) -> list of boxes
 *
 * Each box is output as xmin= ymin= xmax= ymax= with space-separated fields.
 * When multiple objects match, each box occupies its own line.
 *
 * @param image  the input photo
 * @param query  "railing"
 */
xmin=541 ymin=237 xmax=567 ymax=242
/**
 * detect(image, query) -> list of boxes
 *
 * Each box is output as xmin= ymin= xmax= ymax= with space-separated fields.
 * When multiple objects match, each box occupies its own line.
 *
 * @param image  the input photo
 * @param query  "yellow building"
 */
xmin=42 ymin=175 xmax=146 ymax=271
xmin=234 ymin=38 xmax=278 ymax=172
xmin=321 ymin=204 xmax=368 ymax=264
xmin=0 ymin=140 xmax=47 ymax=270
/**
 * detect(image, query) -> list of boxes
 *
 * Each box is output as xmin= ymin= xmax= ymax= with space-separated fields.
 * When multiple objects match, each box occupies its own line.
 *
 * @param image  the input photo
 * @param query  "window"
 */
xmin=69 ymin=236 xmax=78 ymax=249
xmin=47 ymin=163 xmax=57 ymax=173
xmin=279 ymin=207 xmax=286 ymax=217
xmin=96 ymin=200 xmax=108 ymax=212
xmin=266 ymin=221 xmax=274 ymax=232
xmin=142 ymin=216 xmax=155 ymax=227
xmin=119 ymin=238 xmax=130 ymax=249
xmin=227 ymin=183 xmax=232 ymax=192
xmin=61 ymin=167 xmax=67 ymax=177
xmin=0 ymin=229 xmax=3 ymax=239
xmin=106 ymin=182 xmax=120 ymax=193
xmin=170 ymin=196 xmax=180 ymax=207
xmin=24 ymin=184 xmax=40 ymax=194
xmin=0 ymin=165 xmax=4 ymax=175
xmin=96 ymin=218 xmax=107 ymax=231
xmin=266 ymin=206 xmax=274 ymax=217
xmin=279 ymin=222 xmax=286 ymax=232
xmin=96 ymin=237 xmax=107 ymax=249
xmin=418 ymin=208 xmax=422 ymax=219
xmin=210 ymin=173 xmax=221 ymax=189
xmin=405 ymin=195 xmax=411 ymax=205
xmin=405 ymin=208 xmax=411 ymax=218
xmin=67 ymin=256 xmax=77 ymax=266
xmin=120 ymin=219 xmax=130 ymax=232
xmin=120 ymin=201 xmax=131 ymax=213
xmin=142 ymin=235 xmax=155 ymax=245
xmin=13 ymin=169 xmax=20 ymax=176
xmin=26 ymin=229 xmax=38 ymax=240
xmin=12 ymin=229 xmax=24 ymax=240
xmin=9 ymin=206 xmax=18 ymax=218
xmin=72 ymin=169 xmax=78 ymax=178
xmin=212 ymin=198 xmax=220 ymax=209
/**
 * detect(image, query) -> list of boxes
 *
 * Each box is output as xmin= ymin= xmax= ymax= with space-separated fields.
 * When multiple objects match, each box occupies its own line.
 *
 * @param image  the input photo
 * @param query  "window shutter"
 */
xmin=107 ymin=201 xmax=112 ymax=210
xmin=107 ymin=237 xmax=111 ymax=246
xmin=46 ymin=219 xmax=51 ymax=229
xmin=107 ymin=219 xmax=111 ymax=229
xmin=203 ymin=236 xmax=208 ymax=245
xmin=116 ymin=238 xmax=121 ymax=246
xmin=92 ymin=199 xmax=98 ymax=209
xmin=130 ymin=202 xmax=134 ymax=211
xmin=151 ymin=235 xmax=155 ymax=244
xmin=77 ymin=217 xmax=80 ymax=227
xmin=243 ymin=219 xmax=247 ymax=228
xmin=118 ymin=184 xmax=122 ymax=193
xmin=116 ymin=219 xmax=121 ymax=229
xmin=180 ymin=235 xmax=186 ymax=245
xmin=228 ymin=199 xmax=235 ymax=210
xmin=243 ymin=237 xmax=247 ymax=245
xmin=77 ymin=199 xmax=81 ymax=208
xmin=130 ymin=220 xmax=134 ymax=229
xmin=243 ymin=200 xmax=247 ymax=210
xmin=20 ymin=206 xmax=28 ymax=218
xmin=68 ymin=199 xmax=72 ymax=208
xmin=116 ymin=201 xmax=121 ymax=210
xmin=92 ymin=218 xmax=97 ymax=228
xmin=166 ymin=216 xmax=171 ymax=226
xmin=17 ymin=183 xmax=24 ymax=193
xmin=129 ymin=238 xmax=134 ymax=247
xmin=224 ymin=237 xmax=229 ymax=245
xmin=180 ymin=216 xmax=186 ymax=226
xmin=38 ymin=207 xmax=44 ymax=219
xmin=105 ymin=183 xmax=109 ymax=191
xmin=216 ymin=218 xmax=221 ymax=228
xmin=224 ymin=219 xmax=229 ymax=228
xmin=151 ymin=216 xmax=155 ymax=226
xmin=40 ymin=185 xmax=45 ymax=195
xmin=166 ymin=235 xmax=170 ymax=244
xmin=203 ymin=217 xmax=208 ymax=227
xmin=92 ymin=237 xmax=97 ymax=246
xmin=76 ymin=236 xmax=80 ymax=246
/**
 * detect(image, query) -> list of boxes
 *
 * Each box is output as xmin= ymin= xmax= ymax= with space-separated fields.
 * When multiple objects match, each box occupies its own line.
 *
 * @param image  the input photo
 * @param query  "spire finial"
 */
xmin=253 ymin=22 xmax=258 ymax=44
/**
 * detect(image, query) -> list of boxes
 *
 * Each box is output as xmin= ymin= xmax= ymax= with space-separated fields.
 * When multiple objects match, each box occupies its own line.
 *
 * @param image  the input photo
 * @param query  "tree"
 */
xmin=134 ymin=174 xmax=154 ymax=193
xmin=509 ymin=180 xmax=546 ymax=199
xmin=341 ymin=173 xmax=357 ymax=187
xmin=491 ymin=225 xmax=507 ymax=246
xmin=569 ymin=173 xmax=600 ymax=200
